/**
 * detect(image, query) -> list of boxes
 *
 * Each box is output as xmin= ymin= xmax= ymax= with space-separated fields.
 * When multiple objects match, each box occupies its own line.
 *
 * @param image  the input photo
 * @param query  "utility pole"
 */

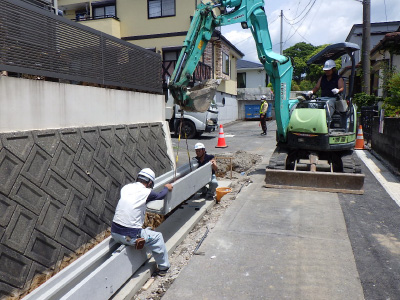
xmin=362 ymin=0 xmax=371 ymax=94
xmin=280 ymin=10 xmax=283 ymax=55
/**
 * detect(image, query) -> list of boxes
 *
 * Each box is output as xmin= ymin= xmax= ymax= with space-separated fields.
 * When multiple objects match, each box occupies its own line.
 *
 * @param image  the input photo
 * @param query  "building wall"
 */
xmin=77 ymin=18 xmax=121 ymax=38
xmin=0 ymin=77 xmax=165 ymax=133
xmin=215 ymin=92 xmax=238 ymax=125
xmin=239 ymin=69 xmax=267 ymax=88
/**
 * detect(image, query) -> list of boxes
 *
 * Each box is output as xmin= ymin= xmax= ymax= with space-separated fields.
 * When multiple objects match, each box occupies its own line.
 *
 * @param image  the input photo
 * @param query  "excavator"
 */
xmin=169 ymin=0 xmax=365 ymax=194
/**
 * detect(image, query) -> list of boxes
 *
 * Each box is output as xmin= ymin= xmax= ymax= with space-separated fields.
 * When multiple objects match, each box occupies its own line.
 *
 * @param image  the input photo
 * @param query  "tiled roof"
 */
xmin=237 ymin=59 xmax=263 ymax=69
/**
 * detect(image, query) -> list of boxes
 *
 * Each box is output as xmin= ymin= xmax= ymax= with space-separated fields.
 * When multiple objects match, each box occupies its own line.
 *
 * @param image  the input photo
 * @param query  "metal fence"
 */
xmin=0 ymin=0 xmax=162 ymax=94
xmin=360 ymin=106 xmax=379 ymax=144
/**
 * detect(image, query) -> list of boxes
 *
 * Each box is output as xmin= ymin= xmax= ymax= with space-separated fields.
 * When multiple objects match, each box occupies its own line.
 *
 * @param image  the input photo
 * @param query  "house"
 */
xmin=236 ymin=59 xmax=272 ymax=120
xmin=340 ymin=21 xmax=400 ymax=94
xmin=58 ymin=0 xmax=244 ymax=125
xmin=370 ymin=28 xmax=400 ymax=97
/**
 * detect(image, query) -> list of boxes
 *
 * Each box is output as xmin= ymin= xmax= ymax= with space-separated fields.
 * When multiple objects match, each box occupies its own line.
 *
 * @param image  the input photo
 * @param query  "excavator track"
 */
xmin=265 ymin=147 xmax=365 ymax=194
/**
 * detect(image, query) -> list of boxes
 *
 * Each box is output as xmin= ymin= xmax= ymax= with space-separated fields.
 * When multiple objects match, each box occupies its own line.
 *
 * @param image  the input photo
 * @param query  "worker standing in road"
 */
xmin=111 ymin=168 xmax=173 ymax=277
xmin=260 ymin=95 xmax=269 ymax=135
xmin=194 ymin=143 xmax=218 ymax=199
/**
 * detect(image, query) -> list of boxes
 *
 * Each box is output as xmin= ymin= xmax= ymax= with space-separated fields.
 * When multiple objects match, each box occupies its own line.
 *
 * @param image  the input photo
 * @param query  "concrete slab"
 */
xmin=163 ymin=173 xmax=364 ymax=300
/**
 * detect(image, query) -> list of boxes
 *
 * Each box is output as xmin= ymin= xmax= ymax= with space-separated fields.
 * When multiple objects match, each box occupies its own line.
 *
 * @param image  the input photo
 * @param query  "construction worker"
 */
xmin=308 ymin=59 xmax=344 ymax=117
xmin=194 ymin=143 xmax=218 ymax=199
xmin=259 ymin=95 xmax=269 ymax=135
xmin=111 ymin=168 xmax=173 ymax=277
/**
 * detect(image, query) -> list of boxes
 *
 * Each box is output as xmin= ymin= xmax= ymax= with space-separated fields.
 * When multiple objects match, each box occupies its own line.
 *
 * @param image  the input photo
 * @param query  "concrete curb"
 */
xmin=112 ymin=198 xmax=216 ymax=299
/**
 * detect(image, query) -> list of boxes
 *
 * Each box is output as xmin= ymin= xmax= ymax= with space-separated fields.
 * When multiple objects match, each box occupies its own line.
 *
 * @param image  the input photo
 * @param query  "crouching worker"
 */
xmin=194 ymin=143 xmax=218 ymax=199
xmin=111 ymin=168 xmax=173 ymax=277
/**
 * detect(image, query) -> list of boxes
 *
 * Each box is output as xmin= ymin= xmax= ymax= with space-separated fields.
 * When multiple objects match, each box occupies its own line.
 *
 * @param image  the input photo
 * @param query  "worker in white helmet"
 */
xmin=194 ymin=143 xmax=218 ymax=199
xmin=111 ymin=168 xmax=173 ymax=277
xmin=307 ymin=59 xmax=345 ymax=117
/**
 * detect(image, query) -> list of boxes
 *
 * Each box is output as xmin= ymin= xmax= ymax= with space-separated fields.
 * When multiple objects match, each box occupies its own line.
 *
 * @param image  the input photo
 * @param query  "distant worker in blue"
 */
xmin=259 ymin=95 xmax=269 ymax=135
xmin=308 ymin=59 xmax=345 ymax=117
xmin=111 ymin=168 xmax=173 ymax=277
xmin=194 ymin=143 xmax=218 ymax=199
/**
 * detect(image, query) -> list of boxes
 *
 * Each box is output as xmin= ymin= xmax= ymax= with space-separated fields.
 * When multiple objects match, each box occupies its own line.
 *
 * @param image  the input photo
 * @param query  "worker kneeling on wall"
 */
xmin=111 ymin=168 xmax=173 ymax=277
xmin=194 ymin=143 xmax=218 ymax=199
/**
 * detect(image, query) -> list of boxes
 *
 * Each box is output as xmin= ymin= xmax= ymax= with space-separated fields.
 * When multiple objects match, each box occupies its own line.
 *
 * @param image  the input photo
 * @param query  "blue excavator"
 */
xmin=169 ymin=0 xmax=364 ymax=194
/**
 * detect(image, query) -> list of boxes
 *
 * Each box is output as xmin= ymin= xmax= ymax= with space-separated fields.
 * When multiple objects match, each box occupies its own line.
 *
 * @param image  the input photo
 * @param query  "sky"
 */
xmin=221 ymin=0 xmax=400 ymax=63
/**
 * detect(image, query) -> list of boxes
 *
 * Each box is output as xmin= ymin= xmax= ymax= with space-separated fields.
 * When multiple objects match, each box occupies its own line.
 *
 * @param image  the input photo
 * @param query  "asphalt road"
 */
xmin=171 ymin=120 xmax=400 ymax=300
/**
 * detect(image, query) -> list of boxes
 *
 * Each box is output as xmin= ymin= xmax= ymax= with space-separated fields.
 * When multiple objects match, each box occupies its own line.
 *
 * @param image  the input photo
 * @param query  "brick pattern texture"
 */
xmin=0 ymin=123 xmax=172 ymax=296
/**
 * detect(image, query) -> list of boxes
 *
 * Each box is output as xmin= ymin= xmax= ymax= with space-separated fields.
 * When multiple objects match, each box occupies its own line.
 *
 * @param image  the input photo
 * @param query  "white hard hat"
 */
xmin=194 ymin=142 xmax=205 ymax=150
xmin=261 ymin=95 xmax=267 ymax=100
xmin=137 ymin=168 xmax=155 ymax=183
xmin=323 ymin=59 xmax=336 ymax=70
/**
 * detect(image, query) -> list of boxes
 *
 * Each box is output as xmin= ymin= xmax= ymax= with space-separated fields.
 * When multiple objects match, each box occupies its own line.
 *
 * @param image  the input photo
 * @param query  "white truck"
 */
xmin=165 ymin=97 xmax=219 ymax=139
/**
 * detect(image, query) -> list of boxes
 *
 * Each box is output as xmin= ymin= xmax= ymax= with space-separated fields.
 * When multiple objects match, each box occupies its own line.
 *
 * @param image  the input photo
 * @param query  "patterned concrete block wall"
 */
xmin=0 ymin=123 xmax=173 ymax=298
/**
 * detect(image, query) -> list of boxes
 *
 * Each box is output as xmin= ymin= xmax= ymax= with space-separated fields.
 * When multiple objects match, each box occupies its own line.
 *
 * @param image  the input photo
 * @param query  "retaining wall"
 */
xmin=0 ymin=78 xmax=173 ymax=298
xmin=372 ymin=117 xmax=400 ymax=174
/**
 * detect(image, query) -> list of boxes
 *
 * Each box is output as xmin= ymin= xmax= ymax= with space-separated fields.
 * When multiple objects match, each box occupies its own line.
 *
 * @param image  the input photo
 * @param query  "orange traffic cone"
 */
xmin=354 ymin=125 xmax=365 ymax=150
xmin=215 ymin=124 xmax=228 ymax=148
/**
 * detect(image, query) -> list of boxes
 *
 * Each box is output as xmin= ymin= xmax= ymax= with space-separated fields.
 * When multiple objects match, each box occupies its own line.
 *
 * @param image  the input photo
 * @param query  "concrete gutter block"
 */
xmin=93 ymin=137 xmax=111 ymax=168
xmin=25 ymin=230 xmax=61 ymax=268
xmin=67 ymin=165 xmax=92 ymax=197
xmin=0 ymin=194 xmax=16 ymax=228
xmin=0 ymin=149 xmax=23 ymax=196
xmin=21 ymin=145 xmax=51 ymax=187
xmin=59 ymin=128 xmax=81 ymax=152
xmin=2 ymin=205 xmax=37 ymax=254
xmin=64 ymin=189 xmax=87 ymax=227
xmin=0 ymin=131 xmax=34 ymax=162
xmin=55 ymin=219 xmax=86 ymax=251
xmin=74 ymin=141 xmax=95 ymax=171
xmin=32 ymin=130 xmax=60 ymax=157
xmin=36 ymin=199 xmax=65 ymax=238
xmin=0 ymin=244 xmax=32 ymax=288
xmin=51 ymin=142 xmax=75 ymax=179
xmin=10 ymin=177 xmax=47 ymax=215
xmin=80 ymin=127 xmax=100 ymax=150
xmin=42 ymin=170 xmax=72 ymax=205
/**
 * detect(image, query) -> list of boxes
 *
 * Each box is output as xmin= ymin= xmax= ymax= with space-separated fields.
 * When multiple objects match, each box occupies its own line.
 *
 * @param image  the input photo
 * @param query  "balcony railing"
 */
xmin=162 ymin=60 xmax=212 ymax=86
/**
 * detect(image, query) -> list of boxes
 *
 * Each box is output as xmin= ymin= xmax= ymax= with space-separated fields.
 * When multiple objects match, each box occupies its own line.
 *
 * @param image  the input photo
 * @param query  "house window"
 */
xmin=237 ymin=72 xmax=246 ymax=88
xmin=148 ymin=0 xmax=175 ymax=19
xmin=222 ymin=52 xmax=229 ymax=75
xmin=93 ymin=4 xmax=116 ymax=18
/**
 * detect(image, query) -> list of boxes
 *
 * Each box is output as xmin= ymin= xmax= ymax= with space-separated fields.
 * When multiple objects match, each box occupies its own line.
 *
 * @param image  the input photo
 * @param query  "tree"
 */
xmin=283 ymin=42 xmax=316 ymax=83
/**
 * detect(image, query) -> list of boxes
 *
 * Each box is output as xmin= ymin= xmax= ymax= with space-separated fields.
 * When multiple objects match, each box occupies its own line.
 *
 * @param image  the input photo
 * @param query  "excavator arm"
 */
xmin=169 ymin=0 xmax=293 ymax=142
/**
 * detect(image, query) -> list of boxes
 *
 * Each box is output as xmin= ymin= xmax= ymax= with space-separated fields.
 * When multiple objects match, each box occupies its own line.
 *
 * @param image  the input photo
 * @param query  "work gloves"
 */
xmin=331 ymin=88 xmax=339 ymax=95
xmin=306 ymin=91 xmax=313 ymax=96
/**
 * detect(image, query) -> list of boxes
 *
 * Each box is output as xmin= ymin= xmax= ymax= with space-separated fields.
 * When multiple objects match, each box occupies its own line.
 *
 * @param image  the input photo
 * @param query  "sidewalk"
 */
xmin=162 ymin=158 xmax=365 ymax=300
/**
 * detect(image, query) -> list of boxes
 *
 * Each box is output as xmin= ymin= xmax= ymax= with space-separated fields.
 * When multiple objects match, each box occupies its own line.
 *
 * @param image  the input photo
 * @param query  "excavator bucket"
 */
xmin=184 ymin=79 xmax=220 ymax=112
xmin=265 ymin=169 xmax=365 ymax=194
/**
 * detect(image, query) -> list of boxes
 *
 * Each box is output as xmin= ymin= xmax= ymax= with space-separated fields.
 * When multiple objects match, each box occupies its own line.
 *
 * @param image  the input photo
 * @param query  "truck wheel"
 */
xmin=180 ymin=120 xmax=196 ymax=139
